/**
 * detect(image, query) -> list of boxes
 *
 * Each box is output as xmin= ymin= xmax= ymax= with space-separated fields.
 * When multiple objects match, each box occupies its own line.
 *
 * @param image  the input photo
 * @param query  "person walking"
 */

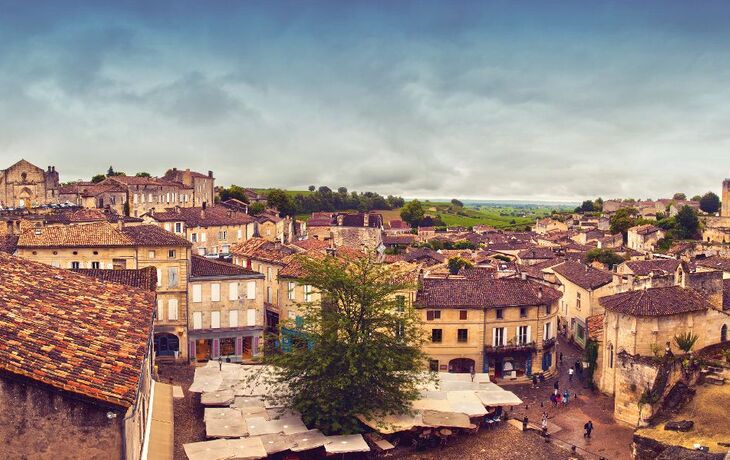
xmin=568 ymin=367 xmax=574 ymax=381
xmin=553 ymin=380 xmax=559 ymax=391
xmin=563 ymin=390 xmax=569 ymax=406
xmin=541 ymin=413 xmax=549 ymax=437
xmin=584 ymin=420 xmax=593 ymax=438
xmin=532 ymin=374 xmax=538 ymax=389
xmin=522 ymin=416 xmax=529 ymax=432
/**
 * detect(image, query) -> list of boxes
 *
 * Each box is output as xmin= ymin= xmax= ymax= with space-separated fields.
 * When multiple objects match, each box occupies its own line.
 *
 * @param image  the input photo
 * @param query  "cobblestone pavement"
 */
xmin=506 ymin=338 xmax=634 ymax=460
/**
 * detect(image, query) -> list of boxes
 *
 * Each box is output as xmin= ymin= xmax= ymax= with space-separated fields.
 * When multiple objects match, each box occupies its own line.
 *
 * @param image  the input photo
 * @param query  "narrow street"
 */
xmin=508 ymin=339 xmax=634 ymax=459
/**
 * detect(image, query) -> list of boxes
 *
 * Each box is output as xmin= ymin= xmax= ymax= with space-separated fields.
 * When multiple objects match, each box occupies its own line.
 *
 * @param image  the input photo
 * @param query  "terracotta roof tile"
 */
xmin=149 ymin=205 xmax=254 ymax=227
xmin=417 ymin=277 xmax=561 ymax=309
xmin=0 ymin=253 xmax=155 ymax=408
xmin=0 ymin=234 xmax=18 ymax=253
xmin=122 ymin=224 xmax=192 ymax=247
xmin=623 ymin=259 xmax=680 ymax=276
xmin=230 ymin=237 xmax=297 ymax=265
xmin=599 ymin=286 xmax=712 ymax=317
xmin=696 ymin=256 xmax=730 ymax=272
xmin=72 ymin=267 xmax=158 ymax=291
xmin=190 ymin=255 xmax=262 ymax=278
xmin=552 ymin=261 xmax=613 ymax=290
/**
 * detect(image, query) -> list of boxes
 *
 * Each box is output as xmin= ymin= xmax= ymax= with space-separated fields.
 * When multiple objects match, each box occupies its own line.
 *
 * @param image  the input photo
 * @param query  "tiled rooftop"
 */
xmin=73 ymin=266 xmax=158 ymax=291
xmin=0 ymin=252 xmax=156 ymax=408
xmin=17 ymin=222 xmax=191 ymax=248
xmin=552 ymin=260 xmax=613 ymax=290
xmin=417 ymin=277 xmax=561 ymax=309
xmin=599 ymin=286 xmax=713 ymax=317
xmin=190 ymin=255 xmax=262 ymax=279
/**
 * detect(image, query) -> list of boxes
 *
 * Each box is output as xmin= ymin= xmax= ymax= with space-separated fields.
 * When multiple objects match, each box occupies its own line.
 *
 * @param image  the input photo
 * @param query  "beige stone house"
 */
xmin=187 ymin=255 xmax=265 ymax=362
xmin=416 ymin=271 xmax=561 ymax=381
xmin=59 ymin=181 xmax=129 ymax=215
xmin=162 ymin=167 xmax=215 ymax=208
xmin=143 ymin=205 xmax=256 ymax=257
xmin=533 ymin=218 xmax=568 ymax=234
xmin=0 ymin=159 xmax=60 ymax=208
xmin=14 ymin=221 xmax=192 ymax=361
xmin=306 ymin=212 xmax=384 ymax=249
xmin=627 ymin=224 xmax=665 ymax=252
xmin=552 ymin=261 xmax=616 ymax=348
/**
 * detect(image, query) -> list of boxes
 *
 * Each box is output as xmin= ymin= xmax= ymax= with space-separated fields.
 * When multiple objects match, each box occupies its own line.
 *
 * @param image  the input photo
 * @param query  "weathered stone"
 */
xmin=664 ymin=420 xmax=694 ymax=432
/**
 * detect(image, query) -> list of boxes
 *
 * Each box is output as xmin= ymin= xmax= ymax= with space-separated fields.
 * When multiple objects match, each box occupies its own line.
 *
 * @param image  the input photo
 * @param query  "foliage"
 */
xmin=493 ymin=254 xmax=511 ymax=262
xmin=218 ymin=185 xmax=251 ymax=204
xmin=655 ymin=236 xmax=674 ymax=253
xmin=337 ymin=187 xmax=348 ymax=194
xmin=91 ymin=174 xmax=106 ymax=183
xmin=584 ymin=248 xmax=625 ymax=268
xmin=674 ymin=331 xmax=699 ymax=353
xmin=266 ymin=189 xmax=297 ymax=216
xmin=674 ymin=205 xmax=700 ymax=239
xmin=447 ymin=257 xmax=473 ymax=275
xmin=691 ymin=195 xmax=702 ymax=202
xmin=609 ymin=207 xmax=640 ymax=240
xmin=248 ymin=202 xmax=266 ymax=215
xmin=575 ymin=200 xmax=596 ymax=213
xmin=584 ymin=339 xmax=599 ymax=389
xmin=700 ymin=192 xmax=721 ymax=214
xmin=270 ymin=187 xmax=404 ymax=216
xmin=263 ymin=255 xmax=429 ymax=434
xmin=106 ymin=166 xmax=125 ymax=177
xmin=135 ymin=172 xmax=151 ymax=177
xmin=673 ymin=193 xmax=687 ymax=200
xmin=308 ymin=185 xmax=316 ymax=192
xmin=400 ymin=200 xmax=425 ymax=227
xmin=450 ymin=198 xmax=464 ymax=207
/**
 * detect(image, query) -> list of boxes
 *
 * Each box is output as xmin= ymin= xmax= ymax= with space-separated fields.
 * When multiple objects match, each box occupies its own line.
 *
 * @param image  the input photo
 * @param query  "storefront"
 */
xmin=188 ymin=329 xmax=262 ymax=363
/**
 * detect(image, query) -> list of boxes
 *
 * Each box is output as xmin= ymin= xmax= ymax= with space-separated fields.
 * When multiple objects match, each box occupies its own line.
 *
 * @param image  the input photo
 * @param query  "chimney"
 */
xmin=200 ymin=207 xmax=206 ymax=219
xmin=520 ymin=271 xmax=527 ymax=281
xmin=208 ymin=170 xmax=213 ymax=178
xmin=173 ymin=167 xmax=177 ymax=172
xmin=202 ymin=201 xmax=207 ymax=210
xmin=47 ymin=166 xmax=51 ymax=172
xmin=51 ymin=166 xmax=55 ymax=172
xmin=185 ymin=168 xmax=190 ymax=172
xmin=363 ymin=213 xmax=369 ymax=227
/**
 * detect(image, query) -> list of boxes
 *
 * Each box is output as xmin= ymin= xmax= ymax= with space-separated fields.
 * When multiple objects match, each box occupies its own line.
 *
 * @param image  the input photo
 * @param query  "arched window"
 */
xmin=154 ymin=333 xmax=180 ymax=357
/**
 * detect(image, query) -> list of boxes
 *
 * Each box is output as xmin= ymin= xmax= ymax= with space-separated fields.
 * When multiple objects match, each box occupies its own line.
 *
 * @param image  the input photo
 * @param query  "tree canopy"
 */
xmin=262 ymin=187 xmax=404 ymax=216
xmin=585 ymin=248 xmax=625 ymax=268
xmin=218 ymin=185 xmax=251 ymax=204
xmin=135 ymin=172 xmax=151 ymax=177
xmin=450 ymin=198 xmax=464 ymax=207
xmin=575 ymin=199 xmax=596 ymax=213
xmin=674 ymin=205 xmax=700 ymax=239
xmin=699 ymin=191 xmax=721 ymax=214
xmin=447 ymin=256 xmax=473 ymax=275
xmin=609 ymin=207 xmax=640 ymax=239
xmin=263 ymin=255 xmax=428 ymax=434
xmin=400 ymin=200 xmax=425 ymax=227
xmin=673 ymin=193 xmax=687 ymax=200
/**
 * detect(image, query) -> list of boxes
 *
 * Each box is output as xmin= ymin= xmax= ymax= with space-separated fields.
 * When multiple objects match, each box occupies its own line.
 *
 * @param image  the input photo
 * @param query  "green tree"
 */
xmin=673 ymin=193 xmax=687 ymax=201
xmin=585 ymin=248 xmax=625 ymax=268
xmin=699 ymin=192 xmax=721 ymax=214
xmin=400 ymin=200 xmax=425 ymax=227
xmin=674 ymin=331 xmax=699 ymax=353
xmin=135 ymin=172 xmax=151 ymax=177
xmin=450 ymin=198 xmax=464 ymax=207
xmin=577 ymin=200 xmax=595 ymax=213
xmin=264 ymin=255 xmax=428 ymax=434
xmin=91 ymin=174 xmax=106 ymax=183
xmin=594 ymin=197 xmax=604 ymax=212
xmin=337 ymin=187 xmax=348 ymax=194
xmin=691 ymin=195 xmax=702 ymax=202
xmin=106 ymin=166 xmax=125 ymax=177
xmin=219 ymin=185 xmax=251 ymax=203
xmin=248 ymin=201 xmax=266 ymax=215
xmin=609 ymin=207 xmax=639 ymax=240
xmin=308 ymin=185 xmax=316 ymax=192
xmin=447 ymin=257 xmax=473 ymax=275
xmin=675 ymin=205 xmax=700 ymax=239
xmin=266 ymin=189 xmax=296 ymax=216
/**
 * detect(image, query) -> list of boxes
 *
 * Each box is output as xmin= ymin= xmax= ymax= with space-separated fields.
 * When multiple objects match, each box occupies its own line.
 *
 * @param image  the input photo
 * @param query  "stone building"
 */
xmin=627 ymin=224 xmax=665 ymax=252
xmin=416 ymin=270 xmax=561 ymax=381
xmin=306 ymin=212 xmax=383 ymax=249
xmin=0 ymin=252 xmax=156 ymax=459
xmin=187 ymin=255 xmax=265 ymax=362
xmin=162 ymin=168 xmax=215 ymax=208
xmin=14 ymin=221 xmax=192 ymax=361
xmin=0 ymin=159 xmax=59 ymax=207
xmin=143 ymin=205 xmax=256 ymax=257
xmin=58 ymin=181 xmax=129 ymax=215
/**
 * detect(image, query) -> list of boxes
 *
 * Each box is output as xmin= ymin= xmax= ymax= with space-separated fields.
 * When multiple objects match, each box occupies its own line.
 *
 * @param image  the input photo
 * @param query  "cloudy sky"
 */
xmin=1 ymin=1 xmax=730 ymax=202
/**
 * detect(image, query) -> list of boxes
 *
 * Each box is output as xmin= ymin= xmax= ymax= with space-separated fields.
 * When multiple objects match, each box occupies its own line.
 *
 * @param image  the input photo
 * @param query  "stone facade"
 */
xmin=0 ymin=160 xmax=59 ymax=208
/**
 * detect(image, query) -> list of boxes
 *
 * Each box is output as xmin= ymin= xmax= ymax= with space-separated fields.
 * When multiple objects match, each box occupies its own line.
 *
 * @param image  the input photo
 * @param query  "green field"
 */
xmin=253 ymin=188 xmax=313 ymax=198
xmin=421 ymin=202 xmax=559 ymax=229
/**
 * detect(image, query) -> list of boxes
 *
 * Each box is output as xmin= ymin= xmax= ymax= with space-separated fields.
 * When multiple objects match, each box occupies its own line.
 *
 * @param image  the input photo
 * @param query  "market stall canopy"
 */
xmin=324 ymin=434 xmax=371 ymax=454
xmin=183 ymin=437 xmax=267 ymax=460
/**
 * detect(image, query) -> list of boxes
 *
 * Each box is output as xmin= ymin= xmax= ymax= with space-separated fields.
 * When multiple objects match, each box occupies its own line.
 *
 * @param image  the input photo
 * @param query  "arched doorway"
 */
xmin=448 ymin=358 xmax=475 ymax=373
xmin=154 ymin=333 xmax=180 ymax=358
xmin=17 ymin=187 xmax=33 ymax=208
xmin=722 ymin=324 xmax=727 ymax=343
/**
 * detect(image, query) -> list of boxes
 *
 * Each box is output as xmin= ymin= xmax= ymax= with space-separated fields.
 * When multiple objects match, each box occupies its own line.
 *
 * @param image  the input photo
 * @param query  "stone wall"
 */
xmin=0 ymin=371 xmax=125 ymax=458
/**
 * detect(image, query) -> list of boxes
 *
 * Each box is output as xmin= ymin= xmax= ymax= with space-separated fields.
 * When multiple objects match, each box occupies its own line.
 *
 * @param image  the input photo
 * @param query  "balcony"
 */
xmin=484 ymin=340 xmax=536 ymax=354
xmin=542 ymin=337 xmax=557 ymax=349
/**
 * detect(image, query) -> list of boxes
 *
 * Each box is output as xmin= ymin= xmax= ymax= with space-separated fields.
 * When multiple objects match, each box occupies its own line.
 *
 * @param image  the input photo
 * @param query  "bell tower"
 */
xmin=723 ymin=177 xmax=730 ymax=217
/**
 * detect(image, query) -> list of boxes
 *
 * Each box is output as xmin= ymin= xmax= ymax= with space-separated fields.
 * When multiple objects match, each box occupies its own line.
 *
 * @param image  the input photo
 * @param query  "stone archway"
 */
xmin=17 ymin=187 xmax=33 ymax=207
xmin=154 ymin=333 xmax=180 ymax=357
xmin=448 ymin=358 xmax=475 ymax=374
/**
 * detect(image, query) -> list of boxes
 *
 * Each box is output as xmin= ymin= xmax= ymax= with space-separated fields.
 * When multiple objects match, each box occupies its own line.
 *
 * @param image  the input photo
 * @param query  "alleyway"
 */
xmin=508 ymin=339 xmax=634 ymax=459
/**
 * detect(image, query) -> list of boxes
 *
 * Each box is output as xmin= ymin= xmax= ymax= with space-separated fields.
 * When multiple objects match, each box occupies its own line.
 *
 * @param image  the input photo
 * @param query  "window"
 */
xmin=168 ymin=299 xmax=179 ymax=321
xmin=459 ymin=310 xmax=468 ymax=320
xmin=396 ymin=295 xmax=406 ymax=312
xmin=175 ymin=222 xmax=182 ymax=233
xmin=113 ymin=258 xmax=127 ymax=270
xmin=267 ymin=267 xmax=272 ymax=281
xmin=576 ymin=323 xmax=585 ymax=340
xmin=192 ymin=312 xmax=202 ymax=329
xmin=219 ymin=230 xmax=227 ymax=240
xmin=91 ymin=261 xmax=100 ymax=269
xmin=520 ymin=307 xmax=527 ymax=318
xmin=517 ymin=325 xmax=529 ymax=344
xmin=211 ymin=283 xmax=221 ymax=302
xmin=191 ymin=233 xmax=197 ymax=243
xmin=168 ymin=250 xmax=176 ymax=259
xmin=229 ymin=282 xmax=238 ymax=301
xmin=496 ymin=308 xmax=504 ymax=320
xmin=164 ymin=223 xmax=171 ymax=231
xmin=395 ymin=320 xmax=405 ymax=341
xmin=229 ymin=310 xmax=239 ymax=328
xmin=148 ymin=250 xmax=155 ymax=259
xmin=156 ymin=268 xmax=162 ymax=287
xmin=544 ymin=322 xmax=552 ymax=341
xmin=288 ymin=282 xmax=295 ymax=300
xmin=192 ymin=284 xmax=202 ymax=303
xmin=246 ymin=281 xmax=256 ymax=299
xmin=266 ymin=286 xmax=272 ymax=303
xmin=576 ymin=292 xmax=581 ymax=310
xmin=493 ymin=327 xmax=505 ymax=347
xmin=457 ymin=329 xmax=468 ymax=343
xmin=168 ymin=267 xmax=179 ymax=287
xmin=201 ymin=232 xmax=207 ymax=242
xmin=220 ymin=338 xmax=235 ymax=356
xmin=245 ymin=308 xmax=257 ymax=326
xmin=429 ymin=360 xmax=439 ymax=372
xmin=157 ymin=299 xmax=164 ymax=321
xmin=70 ymin=261 xmax=80 ymax=269
xmin=211 ymin=311 xmax=221 ymax=329
xmin=426 ymin=310 xmax=441 ymax=321
xmin=546 ymin=303 xmax=551 ymax=314
xmin=431 ymin=329 xmax=443 ymax=343
xmin=304 ymin=285 xmax=312 ymax=302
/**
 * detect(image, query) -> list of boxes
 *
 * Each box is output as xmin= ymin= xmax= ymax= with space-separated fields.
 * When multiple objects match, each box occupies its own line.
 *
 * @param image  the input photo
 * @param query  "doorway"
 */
xmin=448 ymin=358 xmax=475 ymax=373
xmin=196 ymin=339 xmax=212 ymax=361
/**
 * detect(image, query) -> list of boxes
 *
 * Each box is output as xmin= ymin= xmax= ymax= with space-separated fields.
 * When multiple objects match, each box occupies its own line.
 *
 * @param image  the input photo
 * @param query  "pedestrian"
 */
xmin=568 ymin=367 xmax=574 ymax=381
xmin=522 ymin=416 xmax=529 ymax=432
xmin=556 ymin=392 xmax=562 ymax=406
xmin=563 ymin=390 xmax=569 ymax=406
xmin=553 ymin=380 xmax=559 ymax=390
xmin=541 ymin=413 xmax=548 ymax=437
xmin=584 ymin=420 xmax=593 ymax=438
xmin=550 ymin=393 xmax=557 ymax=407
xmin=532 ymin=374 xmax=538 ymax=389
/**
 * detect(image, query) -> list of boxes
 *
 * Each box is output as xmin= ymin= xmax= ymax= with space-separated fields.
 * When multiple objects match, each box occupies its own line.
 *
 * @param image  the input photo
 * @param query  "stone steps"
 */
xmin=704 ymin=375 xmax=725 ymax=386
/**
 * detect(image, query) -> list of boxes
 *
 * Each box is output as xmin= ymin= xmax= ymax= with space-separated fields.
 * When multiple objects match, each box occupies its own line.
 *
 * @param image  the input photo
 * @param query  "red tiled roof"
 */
xmin=623 ymin=259 xmax=681 ymax=276
xmin=631 ymin=224 xmax=661 ymax=236
xmin=190 ymin=255 xmax=262 ymax=278
xmin=587 ymin=314 xmax=604 ymax=340
xmin=552 ymin=261 xmax=613 ymax=290
xmin=122 ymin=224 xmax=192 ymax=247
xmin=149 ymin=206 xmax=254 ymax=227
xmin=387 ymin=220 xmax=409 ymax=230
xmin=696 ymin=257 xmax=730 ymax=272
xmin=417 ymin=277 xmax=561 ymax=309
xmin=73 ymin=267 xmax=158 ymax=291
xmin=517 ymin=247 xmax=556 ymax=260
xmin=0 ymin=252 xmax=155 ymax=408
xmin=290 ymin=239 xmax=331 ymax=251
xmin=17 ymin=221 xmax=132 ymax=248
xmin=599 ymin=286 xmax=712 ymax=317
xmin=0 ymin=234 xmax=18 ymax=254
xmin=382 ymin=234 xmax=416 ymax=245
xmin=230 ymin=237 xmax=297 ymax=265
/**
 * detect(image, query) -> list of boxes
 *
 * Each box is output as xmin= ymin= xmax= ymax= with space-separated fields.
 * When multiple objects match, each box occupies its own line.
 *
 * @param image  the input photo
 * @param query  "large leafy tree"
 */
xmin=219 ymin=185 xmax=251 ymax=203
xmin=585 ymin=248 xmax=625 ymax=268
xmin=400 ymin=200 xmax=425 ymax=227
xmin=699 ymin=191 xmax=721 ymax=214
xmin=675 ymin=205 xmax=700 ymax=239
xmin=266 ymin=189 xmax=297 ymax=216
xmin=609 ymin=207 xmax=639 ymax=240
xmin=673 ymin=193 xmax=687 ymax=200
xmin=264 ymin=255 xmax=428 ymax=434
